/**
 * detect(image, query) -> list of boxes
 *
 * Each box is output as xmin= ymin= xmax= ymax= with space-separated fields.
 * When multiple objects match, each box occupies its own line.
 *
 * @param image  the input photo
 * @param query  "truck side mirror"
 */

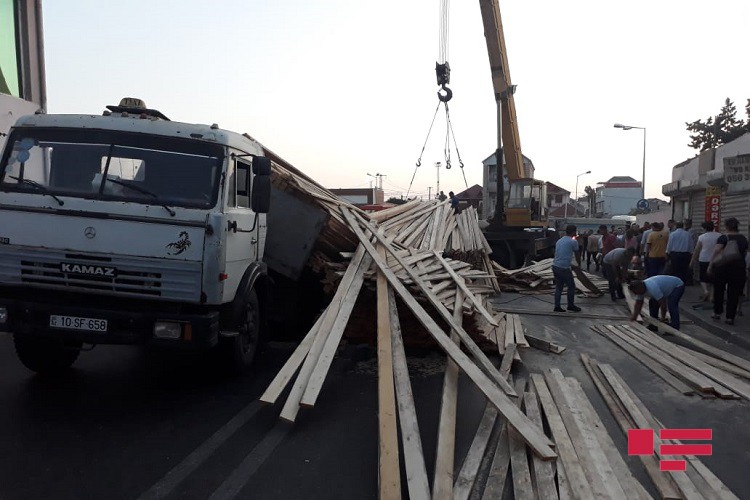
xmin=251 ymin=156 xmax=271 ymax=214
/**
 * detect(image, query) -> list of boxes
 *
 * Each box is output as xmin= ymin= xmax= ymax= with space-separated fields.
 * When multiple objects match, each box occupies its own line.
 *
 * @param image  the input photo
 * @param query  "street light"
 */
xmin=565 ymin=170 xmax=591 ymax=220
xmin=614 ymin=123 xmax=646 ymax=200
xmin=574 ymin=170 xmax=592 ymax=218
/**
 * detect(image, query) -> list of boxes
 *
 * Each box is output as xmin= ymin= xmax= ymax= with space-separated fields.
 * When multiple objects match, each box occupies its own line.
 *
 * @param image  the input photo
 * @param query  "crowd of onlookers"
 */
xmin=552 ymin=217 xmax=750 ymax=328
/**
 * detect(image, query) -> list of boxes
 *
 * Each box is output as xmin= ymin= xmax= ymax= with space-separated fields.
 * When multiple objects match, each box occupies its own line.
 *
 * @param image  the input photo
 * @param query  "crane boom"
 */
xmin=478 ymin=0 xmax=525 ymax=181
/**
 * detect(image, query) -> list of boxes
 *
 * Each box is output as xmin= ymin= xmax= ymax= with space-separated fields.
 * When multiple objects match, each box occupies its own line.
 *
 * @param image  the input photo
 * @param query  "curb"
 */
xmin=679 ymin=306 xmax=750 ymax=352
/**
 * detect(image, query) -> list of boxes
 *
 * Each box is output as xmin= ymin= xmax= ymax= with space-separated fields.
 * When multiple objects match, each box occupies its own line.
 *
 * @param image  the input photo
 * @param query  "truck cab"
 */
xmin=0 ymin=99 xmax=272 ymax=373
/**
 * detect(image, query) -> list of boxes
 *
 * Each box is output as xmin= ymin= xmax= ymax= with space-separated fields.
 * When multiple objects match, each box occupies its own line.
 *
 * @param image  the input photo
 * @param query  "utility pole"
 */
xmin=428 ymin=186 xmax=432 ymax=200
xmin=435 ymin=161 xmax=441 ymax=197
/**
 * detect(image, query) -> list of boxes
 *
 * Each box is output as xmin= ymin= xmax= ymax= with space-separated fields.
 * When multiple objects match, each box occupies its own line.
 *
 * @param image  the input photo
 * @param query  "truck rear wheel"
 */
xmin=221 ymin=288 xmax=260 ymax=374
xmin=13 ymin=335 xmax=82 ymax=374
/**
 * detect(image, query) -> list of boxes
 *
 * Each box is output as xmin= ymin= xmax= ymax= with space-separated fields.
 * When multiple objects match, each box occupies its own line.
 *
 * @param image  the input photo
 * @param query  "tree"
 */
xmin=686 ymin=98 xmax=748 ymax=151
xmin=583 ymin=185 xmax=596 ymax=216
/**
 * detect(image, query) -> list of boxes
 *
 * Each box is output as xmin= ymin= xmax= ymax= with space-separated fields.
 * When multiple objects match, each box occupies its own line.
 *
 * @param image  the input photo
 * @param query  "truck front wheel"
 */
xmin=13 ymin=335 xmax=82 ymax=374
xmin=221 ymin=288 xmax=260 ymax=374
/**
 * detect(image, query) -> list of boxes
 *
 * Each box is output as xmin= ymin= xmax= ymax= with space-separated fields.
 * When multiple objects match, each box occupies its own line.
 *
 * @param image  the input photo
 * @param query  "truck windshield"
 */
xmin=0 ymin=128 xmax=224 ymax=209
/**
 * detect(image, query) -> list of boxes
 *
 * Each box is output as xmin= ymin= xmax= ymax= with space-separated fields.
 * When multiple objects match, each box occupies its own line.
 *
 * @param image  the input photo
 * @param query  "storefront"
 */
xmin=720 ymin=153 xmax=750 ymax=235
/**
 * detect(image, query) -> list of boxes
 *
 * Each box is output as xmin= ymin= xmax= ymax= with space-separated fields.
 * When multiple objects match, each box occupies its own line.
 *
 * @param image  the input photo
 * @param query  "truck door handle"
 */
xmin=251 ymin=237 xmax=257 ymax=244
xmin=228 ymin=221 xmax=237 ymax=233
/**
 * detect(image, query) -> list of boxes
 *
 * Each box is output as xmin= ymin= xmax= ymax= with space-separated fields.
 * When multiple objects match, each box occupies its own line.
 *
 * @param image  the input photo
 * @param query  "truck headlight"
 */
xmin=0 ymin=307 xmax=7 ymax=324
xmin=153 ymin=321 xmax=181 ymax=340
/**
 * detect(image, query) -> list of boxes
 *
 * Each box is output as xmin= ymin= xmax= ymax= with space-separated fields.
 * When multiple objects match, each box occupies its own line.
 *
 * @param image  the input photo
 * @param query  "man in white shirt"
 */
xmin=628 ymin=275 xmax=685 ymax=330
xmin=666 ymin=221 xmax=694 ymax=284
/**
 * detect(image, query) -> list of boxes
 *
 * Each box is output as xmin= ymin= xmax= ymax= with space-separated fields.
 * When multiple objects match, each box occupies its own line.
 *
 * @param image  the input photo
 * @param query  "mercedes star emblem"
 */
xmin=84 ymin=227 xmax=96 ymax=239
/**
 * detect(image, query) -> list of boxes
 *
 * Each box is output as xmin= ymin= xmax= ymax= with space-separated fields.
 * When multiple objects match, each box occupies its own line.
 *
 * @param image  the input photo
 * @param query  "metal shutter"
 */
xmin=689 ymin=191 xmax=704 ymax=221
xmin=721 ymin=194 xmax=750 ymax=236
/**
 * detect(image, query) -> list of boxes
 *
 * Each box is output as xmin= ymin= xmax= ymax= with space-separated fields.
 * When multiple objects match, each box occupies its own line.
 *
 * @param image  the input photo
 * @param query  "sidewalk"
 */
xmin=679 ymin=284 xmax=750 ymax=351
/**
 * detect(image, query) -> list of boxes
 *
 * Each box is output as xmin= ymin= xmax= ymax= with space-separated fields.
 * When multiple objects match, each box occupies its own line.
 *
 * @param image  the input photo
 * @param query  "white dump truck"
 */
xmin=0 ymin=98 xmax=323 ymax=374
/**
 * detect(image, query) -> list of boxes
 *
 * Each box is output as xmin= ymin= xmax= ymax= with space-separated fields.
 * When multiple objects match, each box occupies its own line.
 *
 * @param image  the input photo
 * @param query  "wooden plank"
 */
xmin=623 ymin=288 xmax=750 ymax=373
xmin=544 ymin=369 xmax=626 ymax=499
xmin=523 ymin=391 xmax=559 ymax=500
xmin=580 ymin=354 xmax=681 ymax=500
xmin=513 ymin=314 xmax=529 ymax=347
xmin=346 ymin=210 xmax=517 ymax=398
xmin=675 ymin=346 xmax=750 ymax=380
xmin=523 ymin=334 xmax=566 ymax=354
xmin=530 ymin=374 xmax=594 ymax=500
xmin=376 ymin=244 xmax=401 ymax=500
xmin=507 ymin=382 xmax=535 ymax=500
xmin=482 ymin=376 xmax=528 ymax=500
xmin=301 ymin=253 xmax=373 ymax=406
xmin=432 ymin=251 xmax=498 ymax=326
xmin=259 ymin=313 xmax=322 ymax=404
xmin=622 ymin=323 xmax=750 ymax=400
xmin=504 ymin=314 xmax=515 ymax=348
xmin=341 ymin=208 xmax=556 ymax=460
xmin=565 ymin=377 xmax=652 ymax=500
xmin=453 ymin=405 xmax=498 ymax=500
xmin=598 ymin=364 xmax=703 ymax=500
xmin=606 ymin=325 xmax=715 ymax=392
xmin=432 ymin=290 xmax=464 ymax=500
xmin=454 ymin=345 xmax=516 ymax=500
xmin=389 ymin=288 xmax=430 ymax=500
xmin=279 ymin=244 xmax=368 ymax=422
xmin=592 ymin=325 xmax=696 ymax=395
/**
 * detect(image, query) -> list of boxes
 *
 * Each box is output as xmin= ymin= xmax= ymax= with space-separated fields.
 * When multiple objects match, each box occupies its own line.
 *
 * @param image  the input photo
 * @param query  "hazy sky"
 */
xmin=42 ymin=0 xmax=750 ymax=201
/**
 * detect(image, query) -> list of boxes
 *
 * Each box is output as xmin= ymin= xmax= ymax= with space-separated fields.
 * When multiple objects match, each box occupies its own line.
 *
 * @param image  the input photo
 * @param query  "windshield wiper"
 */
xmin=9 ymin=176 xmax=64 ymax=206
xmin=103 ymin=177 xmax=176 ymax=216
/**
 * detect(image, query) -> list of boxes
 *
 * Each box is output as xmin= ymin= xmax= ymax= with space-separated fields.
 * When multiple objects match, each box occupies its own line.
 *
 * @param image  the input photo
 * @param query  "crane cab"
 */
xmin=506 ymin=178 xmax=547 ymax=227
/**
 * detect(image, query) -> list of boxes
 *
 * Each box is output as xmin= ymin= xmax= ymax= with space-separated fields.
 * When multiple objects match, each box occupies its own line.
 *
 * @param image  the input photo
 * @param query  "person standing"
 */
xmin=586 ymin=230 xmax=601 ymax=271
xmin=552 ymin=225 xmax=582 ymax=313
xmin=666 ymin=221 xmax=693 ymax=284
xmin=624 ymin=229 xmax=639 ymax=252
xmin=600 ymin=224 xmax=618 ymax=259
xmin=640 ymin=222 xmax=652 ymax=270
xmin=645 ymin=222 xmax=669 ymax=277
xmin=708 ymin=217 xmax=749 ymax=325
xmin=438 ymin=191 xmax=447 ymax=201
xmin=684 ymin=219 xmax=700 ymax=285
xmin=448 ymin=191 xmax=461 ymax=214
xmin=602 ymin=247 xmax=636 ymax=301
xmin=689 ymin=221 xmax=721 ymax=302
xmin=628 ymin=276 xmax=685 ymax=330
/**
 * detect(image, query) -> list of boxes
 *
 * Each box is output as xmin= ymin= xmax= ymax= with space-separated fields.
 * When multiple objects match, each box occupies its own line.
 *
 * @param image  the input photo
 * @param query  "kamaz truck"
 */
xmin=0 ymin=98 xmax=298 ymax=374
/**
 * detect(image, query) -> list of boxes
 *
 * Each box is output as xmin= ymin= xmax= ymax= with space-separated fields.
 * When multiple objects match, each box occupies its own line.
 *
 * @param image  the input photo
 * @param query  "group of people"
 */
xmin=552 ymin=217 xmax=750 ymax=329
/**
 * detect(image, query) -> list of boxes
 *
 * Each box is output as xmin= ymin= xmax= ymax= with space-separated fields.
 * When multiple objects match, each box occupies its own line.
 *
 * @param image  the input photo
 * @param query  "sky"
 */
xmin=42 ymin=0 xmax=750 ymax=202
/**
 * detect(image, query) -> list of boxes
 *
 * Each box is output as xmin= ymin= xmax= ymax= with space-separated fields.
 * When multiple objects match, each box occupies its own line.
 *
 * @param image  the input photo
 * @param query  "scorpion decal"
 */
xmin=166 ymin=231 xmax=192 ymax=255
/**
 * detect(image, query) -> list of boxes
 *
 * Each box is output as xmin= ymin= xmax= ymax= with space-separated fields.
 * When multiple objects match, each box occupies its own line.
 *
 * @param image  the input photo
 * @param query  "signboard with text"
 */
xmin=705 ymin=186 xmax=721 ymax=226
xmin=723 ymin=154 xmax=750 ymax=194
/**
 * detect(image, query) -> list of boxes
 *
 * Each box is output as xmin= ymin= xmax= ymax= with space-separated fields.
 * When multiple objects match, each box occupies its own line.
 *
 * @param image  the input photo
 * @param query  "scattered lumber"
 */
xmin=493 ymin=259 xmax=608 ymax=296
xmin=582 ymin=355 xmax=741 ymax=500
xmin=594 ymin=289 xmax=750 ymax=400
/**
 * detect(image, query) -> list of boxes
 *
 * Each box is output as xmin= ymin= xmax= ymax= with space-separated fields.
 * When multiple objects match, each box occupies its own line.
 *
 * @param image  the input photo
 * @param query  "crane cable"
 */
xmin=407 ymin=0 xmax=468 ymax=198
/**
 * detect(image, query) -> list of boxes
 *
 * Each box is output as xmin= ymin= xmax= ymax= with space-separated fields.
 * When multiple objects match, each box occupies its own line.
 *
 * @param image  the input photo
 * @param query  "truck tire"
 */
xmin=13 ymin=335 xmax=81 ymax=374
xmin=221 ymin=288 xmax=260 ymax=374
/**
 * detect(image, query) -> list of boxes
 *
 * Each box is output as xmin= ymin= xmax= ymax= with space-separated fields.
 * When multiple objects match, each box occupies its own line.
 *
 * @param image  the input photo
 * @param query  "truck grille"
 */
xmin=0 ymin=248 xmax=202 ymax=302
xmin=21 ymin=259 xmax=163 ymax=296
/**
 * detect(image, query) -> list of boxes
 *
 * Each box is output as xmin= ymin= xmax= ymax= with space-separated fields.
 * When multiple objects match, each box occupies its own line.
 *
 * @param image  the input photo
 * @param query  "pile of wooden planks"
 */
xmin=582 ymin=354 xmax=741 ymax=499
xmin=455 ymin=365 xmax=651 ymax=499
xmin=493 ymin=258 xmax=608 ymax=296
xmin=260 ymin=206 xmax=559 ymax=498
xmin=591 ymin=322 xmax=750 ymax=400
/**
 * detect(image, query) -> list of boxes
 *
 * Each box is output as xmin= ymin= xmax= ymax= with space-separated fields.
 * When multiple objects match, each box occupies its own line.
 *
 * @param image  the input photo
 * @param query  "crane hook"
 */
xmin=437 ymin=84 xmax=453 ymax=103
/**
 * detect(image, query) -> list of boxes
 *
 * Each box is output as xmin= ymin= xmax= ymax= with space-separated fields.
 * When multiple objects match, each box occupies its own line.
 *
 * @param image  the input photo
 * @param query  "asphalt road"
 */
xmin=0 ymin=292 xmax=748 ymax=499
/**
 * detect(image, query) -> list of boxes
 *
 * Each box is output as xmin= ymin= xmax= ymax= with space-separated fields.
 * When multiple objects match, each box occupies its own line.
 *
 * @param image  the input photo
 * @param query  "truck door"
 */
xmin=224 ymin=158 xmax=257 ymax=293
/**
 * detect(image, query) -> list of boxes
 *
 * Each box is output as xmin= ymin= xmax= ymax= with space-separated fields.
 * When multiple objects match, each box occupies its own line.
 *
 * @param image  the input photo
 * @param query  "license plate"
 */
xmin=49 ymin=315 xmax=108 ymax=332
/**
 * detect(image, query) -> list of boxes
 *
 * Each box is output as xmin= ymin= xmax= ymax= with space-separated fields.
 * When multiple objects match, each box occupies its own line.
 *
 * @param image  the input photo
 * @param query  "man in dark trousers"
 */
xmin=602 ymin=247 xmax=636 ymax=301
xmin=552 ymin=225 xmax=582 ymax=312
xmin=666 ymin=221 xmax=693 ymax=284
xmin=629 ymin=275 xmax=685 ymax=330
xmin=448 ymin=191 xmax=461 ymax=214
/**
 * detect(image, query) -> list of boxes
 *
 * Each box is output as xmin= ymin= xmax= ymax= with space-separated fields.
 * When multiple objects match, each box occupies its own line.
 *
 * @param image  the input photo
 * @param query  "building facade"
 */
xmin=329 ymin=187 xmax=384 ymax=206
xmin=594 ymin=176 xmax=642 ymax=216
xmin=663 ymin=133 xmax=750 ymax=236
